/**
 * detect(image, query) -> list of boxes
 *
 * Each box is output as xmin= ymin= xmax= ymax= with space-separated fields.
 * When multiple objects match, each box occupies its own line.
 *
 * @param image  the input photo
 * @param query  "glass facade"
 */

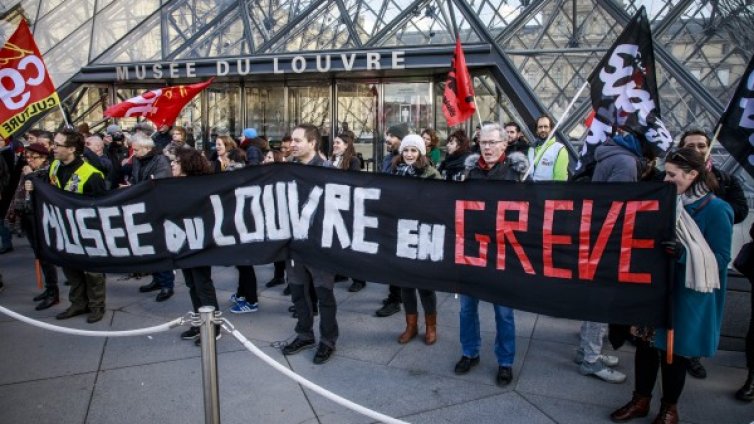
xmin=1 ymin=0 xmax=753 ymax=191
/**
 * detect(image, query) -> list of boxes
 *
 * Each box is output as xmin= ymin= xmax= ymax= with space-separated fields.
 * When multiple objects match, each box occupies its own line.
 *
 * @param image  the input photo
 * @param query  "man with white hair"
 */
xmin=128 ymin=132 xmax=175 ymax=302
xmin=85 ymin=135 xmax=114 ymax=189
xmin=454 ymin=123 xmax=529 ymax=387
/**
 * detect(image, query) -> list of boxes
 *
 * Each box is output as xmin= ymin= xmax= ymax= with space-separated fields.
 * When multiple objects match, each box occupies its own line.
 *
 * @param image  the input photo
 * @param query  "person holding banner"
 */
xmin=390 ymin=134 xmax=441 ymax=345
xmin=455 ymin=123 xmax=529 ymax=387
xmin=48 ymin=129 xmax=108 ymax=323
xmin=611 ymin=147 xmax=733 ymax=424
xmin=170 ymin=147 xmax=222 ymax=344
xmin=282 ymin=124 xmax=339 ymax=365
xmin=438 ymin=130 xmax=473 ymax=182
xmin=527 ymin=116 xmax=569 ymax=181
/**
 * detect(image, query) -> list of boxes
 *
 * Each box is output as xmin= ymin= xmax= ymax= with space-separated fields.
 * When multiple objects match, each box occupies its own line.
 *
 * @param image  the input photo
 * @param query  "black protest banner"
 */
xmin=31 ymin=163 xmax=676 ymax=326
xmin=717 ymin=54 xmax=754 ymax=179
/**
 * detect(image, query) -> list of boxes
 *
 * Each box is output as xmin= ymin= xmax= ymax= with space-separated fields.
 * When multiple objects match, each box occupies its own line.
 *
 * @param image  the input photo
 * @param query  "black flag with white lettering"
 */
xmin=580 ymin=6 xmax=672 ymax=170
xmin=717 ymin=54 xmax=754 ymax=178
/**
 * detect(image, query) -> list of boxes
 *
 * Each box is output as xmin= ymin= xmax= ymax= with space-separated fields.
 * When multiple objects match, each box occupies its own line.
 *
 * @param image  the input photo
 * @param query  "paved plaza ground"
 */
xmin=0 ymin=237 xmax=752 ymax=424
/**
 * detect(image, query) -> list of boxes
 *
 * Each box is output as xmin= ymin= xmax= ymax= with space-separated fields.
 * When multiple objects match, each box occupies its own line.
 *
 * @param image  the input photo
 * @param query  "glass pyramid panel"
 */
xmin=44 ymin=19 xmax=92 ymax=86
xmin=374 ymin=0 xmax=480 ymax=47
xmin=97 ymin=0 xmax=115 ymax=12
xmin=34 ymin=0 xmax=94 ymax=54
xmin=4 ymin=1 xmax=40 ymax=26
xmin=656 ymin=0 xmax=754 ymax=106
xmin=654 ymin=61 xmax=718 ymax=140
xmin=344 ymin=0 xmax=415 ymax=45
xmin=246 ymin=0 xmax=318 ymax=46
xmin=36 ymin=0 xmax=66 ymax=19
xmin=468 ymin=0 xmax=532 ymax=39
xmin=165 ymin=0 xmax=237 ymax=57
xmin=622 ymin=0 xmax=683 ymax=23
xmin=174 ymin=9 xmax=249 ymax=59
xmin=265 ymin=1 xmax=355 ymax=53
xmin=502 ymin=0 xmax=622 ymax=50
xmin=90 ymin=0 xmax=159 ymax=61
xmin=94 ymin=13 xmax=161 ymax=64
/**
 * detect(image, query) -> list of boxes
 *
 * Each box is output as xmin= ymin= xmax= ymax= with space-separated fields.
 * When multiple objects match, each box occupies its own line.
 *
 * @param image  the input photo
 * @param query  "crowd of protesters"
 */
xmin=0 ymin=116 xmax=752 ymax=424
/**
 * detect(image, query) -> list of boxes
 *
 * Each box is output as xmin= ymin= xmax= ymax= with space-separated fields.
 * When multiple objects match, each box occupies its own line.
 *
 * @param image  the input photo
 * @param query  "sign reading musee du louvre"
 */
xmin=32 ymin=164 xmax=676 ymax=327
xmin=113 ymin=50 xmax=408 ymax=81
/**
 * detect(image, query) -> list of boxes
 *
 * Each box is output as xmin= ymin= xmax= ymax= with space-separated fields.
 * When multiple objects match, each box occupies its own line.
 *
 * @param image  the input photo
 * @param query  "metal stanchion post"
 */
xmin=199 ymin=306 xmax=221 ymax=424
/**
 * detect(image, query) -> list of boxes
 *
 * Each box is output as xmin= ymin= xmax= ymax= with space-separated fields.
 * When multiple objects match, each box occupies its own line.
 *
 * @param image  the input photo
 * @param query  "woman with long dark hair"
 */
xmin=437 ymin=130 xmax=472 ymax=181
xmin=610 ymin=147 xmax=733 ymax=424
xmin=330 ymin=133 xmax=360 ymax=171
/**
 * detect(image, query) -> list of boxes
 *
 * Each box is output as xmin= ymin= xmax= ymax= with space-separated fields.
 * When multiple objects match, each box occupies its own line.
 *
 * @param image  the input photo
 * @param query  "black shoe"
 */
xmin=0 ymin=246 xmax=13 ymax=254
xmin=139 ymin=280 xmax=161 ymax=293
xmin=265 ymin=277 xmax=285 ymax=288
xmin=454 ymin=356 xmax=480 ymax=375
xmin=381 ymin=296 xmax=401 ymax=306
xmin=282 ymin=337 xmax=316 ymax=355
xmin=291 ymin=308 xmax=318 ymax=319
xmin=375 ymin=301 xmax=401 ymax=317
xmin=63 ymin=280 xmax=70 ymax=286
xmin=736 ymin=370 xmax=754 ymax=401
xmin=283 ymin=285 xmax=291 ymax=296
xmin=155 ymin=288 xmax=174 ymax=302
xmin=87 ymin=308 xmax=105 ymax=323
xmin=334 ymin=274 xmax=349 ymax=283
xmin=687 ymin=357 xmax=707 ymax=379
xmin=181 ymin=327 xmax=200 ymax=340
xmin=313 ymin=343 xmax=335 ymax=364
xmin=56 ymin=307 xmax=88 ymax=320
xmin=194 ymin=326 xmax=222 ymax=346
xmin=348 ymin=281 xmax=365 ymax=292
xmin=33 ymin=290 xmax=51 ymax=302
xmin=35 ymin=295 xmax=59 ymax=310
xmin=496 ymin=366 xmax=513 ymax=386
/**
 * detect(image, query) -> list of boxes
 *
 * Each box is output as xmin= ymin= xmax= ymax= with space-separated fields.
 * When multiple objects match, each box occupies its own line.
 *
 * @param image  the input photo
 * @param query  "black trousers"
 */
xmin=401 ymin=288 xmax=436 ymax=315
xmin=746 ymin=283 xmax=754 ymax=369
xmin=235 ymin=265 xmax=258 ymax=304
xmin=182 ymin=266 xmax=219 ymax=312
xmin=287 ymin=261 xmax=337 ymax=347
xmin=273 ymin=260 xmax=285 ymax=279
xmin=22 ymin=214 xmax=57 ymax=289
xmin=387 ymin=284 xmax=401 ymax=303
xmin=634 ymin=340 xmax=688 ymax=404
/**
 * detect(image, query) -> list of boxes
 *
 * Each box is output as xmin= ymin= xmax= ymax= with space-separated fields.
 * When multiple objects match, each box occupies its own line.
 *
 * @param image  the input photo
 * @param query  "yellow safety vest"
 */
xmin=49 ymin=159 xmax=103 ymax=193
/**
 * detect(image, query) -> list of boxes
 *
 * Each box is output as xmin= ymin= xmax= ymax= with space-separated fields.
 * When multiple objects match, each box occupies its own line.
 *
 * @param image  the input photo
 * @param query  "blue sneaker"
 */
xmin=230 ymin=298 xmax=258 ymax=314
xmin=229 ymin=293 xmax=239 ymax=304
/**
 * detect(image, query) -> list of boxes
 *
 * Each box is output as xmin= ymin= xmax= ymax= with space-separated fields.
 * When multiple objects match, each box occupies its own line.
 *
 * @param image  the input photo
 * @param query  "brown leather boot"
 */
xmin=424 ymin=313 xmax=437 ymax=345
xmin=398 ymin=314 xmax=418 ymax=344
xmin=610 ymin=392 xmax=651 ymax=422
xmin=651 ymin=402 xmax=678 ymax=424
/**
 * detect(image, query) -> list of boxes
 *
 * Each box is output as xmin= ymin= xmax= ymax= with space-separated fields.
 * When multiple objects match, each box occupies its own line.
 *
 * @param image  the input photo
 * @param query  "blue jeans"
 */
xmin=0 ymin=220 xmax=12 ymax=249
xmin=152 ymin=270 xmax=175 ymax=289
xmin=459 ymin=295 xmax=516 ymax=366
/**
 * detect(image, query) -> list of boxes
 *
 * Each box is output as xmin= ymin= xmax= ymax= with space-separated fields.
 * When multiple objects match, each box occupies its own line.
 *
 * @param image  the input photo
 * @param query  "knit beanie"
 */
xmin=399 ymin=134 xmax=426 ymax=156
xmin=106 ymin=124 xmax=121 ymax=135
xmin=387 ymin=123 xmax=408 ymax=140
xmin=243 ymin=128 xmax=257 ymax=139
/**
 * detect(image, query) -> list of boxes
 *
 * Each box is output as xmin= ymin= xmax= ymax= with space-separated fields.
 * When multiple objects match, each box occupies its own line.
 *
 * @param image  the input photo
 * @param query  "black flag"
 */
xmin=580 ymin=6 xmax=672 ymax=169
xmin=717 ymin=54 xmax=754 ymax=178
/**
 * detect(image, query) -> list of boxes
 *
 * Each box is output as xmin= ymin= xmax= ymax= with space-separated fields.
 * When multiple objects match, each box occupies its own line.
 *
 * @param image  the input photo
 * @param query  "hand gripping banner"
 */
xmin=30 ymin=164 xmax=676 ymax=326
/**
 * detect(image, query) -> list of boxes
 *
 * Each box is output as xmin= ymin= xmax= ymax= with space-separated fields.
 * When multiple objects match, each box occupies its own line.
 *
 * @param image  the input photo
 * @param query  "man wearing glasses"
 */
xmin=454 ymin=123 xmax=529 ymax=387
xmin=48 ymin=128 xmax=108 ymax=323
xmin=527 ymin=115 xmax=569 ymax=181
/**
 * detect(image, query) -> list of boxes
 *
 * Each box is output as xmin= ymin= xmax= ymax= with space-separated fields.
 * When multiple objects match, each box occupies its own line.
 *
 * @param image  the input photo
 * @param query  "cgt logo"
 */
xmin=0 ymin=54 xmax=47 ymax=111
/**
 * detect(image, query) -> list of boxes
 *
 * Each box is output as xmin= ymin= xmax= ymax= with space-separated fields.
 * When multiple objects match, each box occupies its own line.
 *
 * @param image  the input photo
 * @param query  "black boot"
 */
xmin=35 ymin=288 xmax=59 ymax=311
xmin=736 ymin=369 xmax=754 ymax=401
xmin=33 ymin=289 xmax=51 ymax=302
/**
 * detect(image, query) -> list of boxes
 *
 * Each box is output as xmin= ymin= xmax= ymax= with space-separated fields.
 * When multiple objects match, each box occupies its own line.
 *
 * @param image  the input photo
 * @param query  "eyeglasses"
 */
xmin=53 ymin=142 xmax=68 ymax=148
xmin=479 ymin=140 xmax=503 ymax=147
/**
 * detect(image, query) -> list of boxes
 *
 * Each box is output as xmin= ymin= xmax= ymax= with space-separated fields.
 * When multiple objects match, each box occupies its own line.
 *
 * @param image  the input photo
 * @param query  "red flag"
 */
xmin=105 ymin=78 xmax=213 ymax=127
xmin=0 ymin=20 xmax=60 ymax=138
xmin=442 ymin=38 xmax=476 ymax=127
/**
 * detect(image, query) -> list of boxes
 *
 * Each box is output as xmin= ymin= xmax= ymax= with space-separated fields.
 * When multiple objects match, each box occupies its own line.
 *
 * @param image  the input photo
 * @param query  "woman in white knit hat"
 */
xmin=390 ymin=134 xmax=441 ymax=344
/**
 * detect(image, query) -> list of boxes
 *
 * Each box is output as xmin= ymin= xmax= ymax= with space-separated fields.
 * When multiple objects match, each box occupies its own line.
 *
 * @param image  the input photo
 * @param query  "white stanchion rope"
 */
xmin=0 ymin=305 xmax=184 ymax=337
xmin=221 ymin=322 xmax=410 ymax=424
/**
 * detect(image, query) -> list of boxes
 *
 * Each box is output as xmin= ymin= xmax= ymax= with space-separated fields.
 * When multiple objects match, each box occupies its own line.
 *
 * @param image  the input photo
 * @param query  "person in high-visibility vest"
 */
xmin=48 ymin=128 xmax=107 ymax=324
xmin=527 ymin=115 xmax=569 ymax=181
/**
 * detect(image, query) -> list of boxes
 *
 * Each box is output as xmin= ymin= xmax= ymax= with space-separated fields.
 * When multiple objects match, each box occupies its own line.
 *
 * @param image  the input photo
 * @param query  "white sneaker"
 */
xmin=580 ymin=361 xmax=626 ymax=383
xmin=574 ymin=350 xmax=619 ymax=367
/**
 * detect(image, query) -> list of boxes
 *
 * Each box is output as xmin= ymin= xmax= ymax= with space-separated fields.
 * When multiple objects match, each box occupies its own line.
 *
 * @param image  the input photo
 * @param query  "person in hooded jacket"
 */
xmin=438 ymin=130 xmax=472 ymax=181
xmin=128 ymin=133 xmax=175 ymax=302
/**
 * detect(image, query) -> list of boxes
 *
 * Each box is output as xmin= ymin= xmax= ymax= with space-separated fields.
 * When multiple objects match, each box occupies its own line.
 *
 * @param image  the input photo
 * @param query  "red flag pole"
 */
xmin=34 ymin=259 xmax=43 ymax=290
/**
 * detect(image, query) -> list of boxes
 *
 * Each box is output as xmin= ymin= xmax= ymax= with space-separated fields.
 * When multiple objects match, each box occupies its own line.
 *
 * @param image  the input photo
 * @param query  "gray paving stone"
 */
xmin=0 ymin=372 xmax=95 ymax=424
xmin=520 ymin=393 xmax=623 ymax=424
xmin=405 ymin=391 xmax=556 ymax=424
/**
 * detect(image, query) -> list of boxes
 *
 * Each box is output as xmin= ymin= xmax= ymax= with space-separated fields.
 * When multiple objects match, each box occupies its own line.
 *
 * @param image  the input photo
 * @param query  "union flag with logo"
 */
xmin=0 ymin=20 xmax=60 ymax=138
xmin=105 ymin=78 xmax=213 ymax=127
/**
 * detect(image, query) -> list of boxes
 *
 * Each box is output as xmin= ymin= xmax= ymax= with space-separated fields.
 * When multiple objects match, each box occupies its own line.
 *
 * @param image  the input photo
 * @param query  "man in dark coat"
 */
xmin=456 ymin=123 xmax=529 ymax=387
xmin=0 ymin=135 xmax=26 ymax=254
xmin=127 ymin=132 xmax=175 ymax=302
